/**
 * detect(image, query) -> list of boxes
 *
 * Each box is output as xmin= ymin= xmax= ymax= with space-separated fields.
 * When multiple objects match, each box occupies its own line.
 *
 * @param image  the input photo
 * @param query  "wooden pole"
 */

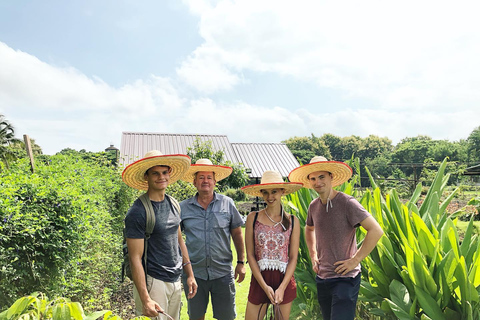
xmin=24 ymin=134 xmax=35 ymax=173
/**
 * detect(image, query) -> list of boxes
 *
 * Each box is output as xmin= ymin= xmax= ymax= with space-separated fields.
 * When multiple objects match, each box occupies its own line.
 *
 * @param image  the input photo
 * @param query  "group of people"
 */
xmin=122 ymin=150 xmax=383 ymax=320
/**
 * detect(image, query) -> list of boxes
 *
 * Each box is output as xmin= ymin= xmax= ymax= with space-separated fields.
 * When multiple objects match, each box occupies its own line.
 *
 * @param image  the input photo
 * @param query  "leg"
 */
xmin=276 ymin=301 xmax=293 ymax=320
xmin=245 ymin=302 xmax=269 ymax=320
xmin=183 ymin=276 xmax=209 ymax=320
xmin=164 ymin=280 xmax=182 ymax=320
xmin=210 ymin=274 xmax=236 ymax=320
xmin=316 ymin=276 xmax=332 ymax=320
xmin=330 ymin=274 xmax=361 ymax=320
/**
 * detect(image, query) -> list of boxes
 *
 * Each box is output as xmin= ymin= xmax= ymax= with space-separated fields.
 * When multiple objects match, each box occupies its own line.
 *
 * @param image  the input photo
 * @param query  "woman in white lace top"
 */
xmin=241 ymin=171 xmax=302 ymax=319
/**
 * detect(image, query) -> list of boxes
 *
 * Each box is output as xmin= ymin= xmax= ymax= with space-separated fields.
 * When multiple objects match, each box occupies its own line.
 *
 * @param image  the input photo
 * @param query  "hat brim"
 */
xmin=288 ymin=161 xmax=352 ymax=188
xmin=181 ymin=164 xmax=233 ymax=183
xmin=122 ymin=154 xmax=191 ymax=190
xmin=241 ymin=182 xmax=303 ymax=197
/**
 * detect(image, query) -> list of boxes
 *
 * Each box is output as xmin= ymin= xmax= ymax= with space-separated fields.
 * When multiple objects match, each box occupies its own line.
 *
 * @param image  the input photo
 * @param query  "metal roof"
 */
xmin=119 ymin=132 xmax=299 ymax=179
xmin=120 ymin=132 xmax=238 ymax=166
xmin=231 ymin=143 xmax=299 ymax=179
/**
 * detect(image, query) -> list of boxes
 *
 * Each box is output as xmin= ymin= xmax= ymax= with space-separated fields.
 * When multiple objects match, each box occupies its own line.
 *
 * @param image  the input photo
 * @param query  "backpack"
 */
xmin=121 ymin=192 xmax=181 ymax=282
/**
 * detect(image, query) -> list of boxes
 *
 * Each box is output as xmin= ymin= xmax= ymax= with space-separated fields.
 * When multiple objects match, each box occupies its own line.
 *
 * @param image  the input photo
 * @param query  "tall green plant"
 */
xmin=360 ymin=158 xmax=480 ymax=319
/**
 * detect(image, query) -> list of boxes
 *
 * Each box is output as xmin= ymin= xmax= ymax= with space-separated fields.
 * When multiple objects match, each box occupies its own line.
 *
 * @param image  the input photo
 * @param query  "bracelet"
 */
xmin=237 ymin=261 xmax=245 ymax=264
xmin=182 ymin=261 xmax=191 ymax=267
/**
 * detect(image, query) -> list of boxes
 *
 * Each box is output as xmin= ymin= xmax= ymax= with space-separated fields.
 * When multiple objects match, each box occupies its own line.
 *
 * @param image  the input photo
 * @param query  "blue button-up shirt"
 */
xmin=180 ymin=193 xmax=244 ymax=280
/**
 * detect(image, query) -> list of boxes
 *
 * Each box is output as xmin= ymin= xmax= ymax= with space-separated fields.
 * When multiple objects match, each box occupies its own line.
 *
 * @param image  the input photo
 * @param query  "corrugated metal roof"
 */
xmin=231 ymin=143 xmax=300 ymax=179
xmin=120 ymin=132 xmax=238 ymax=166
xmin=119 ymin=132 xmax=300 ymax=180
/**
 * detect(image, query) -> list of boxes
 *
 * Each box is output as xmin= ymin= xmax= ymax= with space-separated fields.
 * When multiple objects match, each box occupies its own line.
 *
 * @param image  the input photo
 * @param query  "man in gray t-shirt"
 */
xmin=122 ymin=150 xmax=197 ymax=320
xmin=289 ymin=156 xmax=383 ymax=320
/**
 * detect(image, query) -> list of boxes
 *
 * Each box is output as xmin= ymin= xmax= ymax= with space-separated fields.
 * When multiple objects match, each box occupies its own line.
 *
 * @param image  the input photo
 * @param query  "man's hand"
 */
xmin=234 ymin=263 xmax=246 ymax=283
xmin=186 ymin=275 xmax=198 ymax=299
xmin=142 ymin=298 xmax=163 ymax=317
xmin=334 ymin=256 xmax=360 ymax=275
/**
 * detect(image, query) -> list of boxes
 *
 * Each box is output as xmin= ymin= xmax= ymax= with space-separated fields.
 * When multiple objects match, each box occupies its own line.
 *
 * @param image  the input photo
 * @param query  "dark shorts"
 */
xmin=183 ymin=274 xmax=236 ymax=320
xmin=315 ymin=273 xmax=361 ymax=320
xmin=248 ymin=269 xmax=297 ymax=305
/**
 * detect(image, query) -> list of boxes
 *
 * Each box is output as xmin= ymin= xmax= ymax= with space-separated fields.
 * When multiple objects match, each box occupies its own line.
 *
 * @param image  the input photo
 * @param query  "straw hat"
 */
xmin=181 ymin=158 xmax=233 ymax=183
xmin=241 ymin=170 xmax=303 ymax=197
xmin=288 ymin=156 xmax=352 ymax=188
xmin=122 ymin=150 xmax=191 ymax=190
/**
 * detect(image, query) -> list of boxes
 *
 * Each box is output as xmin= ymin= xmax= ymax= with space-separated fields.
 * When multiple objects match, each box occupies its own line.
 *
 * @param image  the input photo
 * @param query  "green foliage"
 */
xmin=0 ymin=151 xmax=137 ymax=309
xmin=186 ymin=137 xmax=249 ymax=191
xmin=0 ymin=115 xmax=21 ymax=169
xmin=223 ymin=188 xmax=247 ymax=202
xmin=285 ymin=158 xmax=480 ymax=319
xmin=166 ymin=180 xmax=197 ymax=202
xmin=467 ymin=126 xmax=480 ymax=162
xmin=0 ymin=292 xmax=151 ymax=320
xmin=282 ymin=134 xmax=331 ymax=164
xmin=359 ymin=158 xmax=480 ymax=319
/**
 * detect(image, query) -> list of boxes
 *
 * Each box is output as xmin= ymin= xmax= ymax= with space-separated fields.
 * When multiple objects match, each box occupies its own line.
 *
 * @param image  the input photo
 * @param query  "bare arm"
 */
xmin=231 ymin=225 xmax=246 ymax=283
xmin=274 ymin=215 xmax=301 ymax=304
xmin=305 ymin=224 xmax=318 ymax=273
xmin=334 ymin=216 xmax=384 ymax=275
xmin=177 ymin=227 xmax=197 ymax=299
xmin=126 ymin=238 xmax=162 ymax=317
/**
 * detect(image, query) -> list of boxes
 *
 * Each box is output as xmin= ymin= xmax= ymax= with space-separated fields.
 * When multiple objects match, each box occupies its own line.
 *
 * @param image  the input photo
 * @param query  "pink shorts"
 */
xmin=248 ymin=269 xmax=297 ymax=305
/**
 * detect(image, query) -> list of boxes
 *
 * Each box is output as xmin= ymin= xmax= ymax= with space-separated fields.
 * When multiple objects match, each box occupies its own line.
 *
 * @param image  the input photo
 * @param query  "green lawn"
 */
xmin=180 ymin=229 xmax=251 ymax=320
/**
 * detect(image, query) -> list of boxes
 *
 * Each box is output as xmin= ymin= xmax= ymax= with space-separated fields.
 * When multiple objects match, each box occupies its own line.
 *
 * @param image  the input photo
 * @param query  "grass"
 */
xmin=179 ymin=228 xmax=251 ymax=320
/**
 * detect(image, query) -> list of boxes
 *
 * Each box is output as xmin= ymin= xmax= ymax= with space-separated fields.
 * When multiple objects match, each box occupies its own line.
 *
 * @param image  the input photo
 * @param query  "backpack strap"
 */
xmin=138 ymin=193 xmax=156 ymax=283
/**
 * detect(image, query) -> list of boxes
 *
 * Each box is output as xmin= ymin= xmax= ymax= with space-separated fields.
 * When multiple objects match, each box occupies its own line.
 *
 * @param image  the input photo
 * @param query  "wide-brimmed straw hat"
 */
xmin=288 ymin=156 xmax=352 ymax=188
xmin=122 ymin=150 xmax=191 ymax=190
xmin=241 ymin=170 xmax=303 ymax=197
xmin=181 ymin=158 xmax=233 ymax=183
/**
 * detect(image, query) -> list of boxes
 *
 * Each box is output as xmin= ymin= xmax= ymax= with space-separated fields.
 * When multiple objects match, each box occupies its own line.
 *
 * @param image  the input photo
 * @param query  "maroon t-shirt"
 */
xmin=306 ymin=192 xmax=370 ymax=279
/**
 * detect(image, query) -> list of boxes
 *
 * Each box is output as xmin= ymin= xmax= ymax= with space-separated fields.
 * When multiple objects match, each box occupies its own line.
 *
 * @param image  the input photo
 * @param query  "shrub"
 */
xmin=0 ymin=152 xmax=136 ymax=310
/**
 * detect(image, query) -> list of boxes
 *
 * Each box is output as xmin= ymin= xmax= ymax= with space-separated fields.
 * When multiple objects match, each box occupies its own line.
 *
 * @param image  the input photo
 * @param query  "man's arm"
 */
xmin=231 ymin=226 xmax=246 ymax=283
xmin=126 ymin=238 xmax=162 ymax=317
xmin=177 ymin=227 xmax=197 ymax=299
xmin=305 ymin=224 xmax=318 ymax=273
xmin=334 ymin=216 xmax=384 ymax=275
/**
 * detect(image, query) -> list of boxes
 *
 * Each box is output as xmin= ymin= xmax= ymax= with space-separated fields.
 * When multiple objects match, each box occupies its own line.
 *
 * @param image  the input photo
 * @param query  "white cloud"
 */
xmin=179 ymin=0 xmax=480 ymax=111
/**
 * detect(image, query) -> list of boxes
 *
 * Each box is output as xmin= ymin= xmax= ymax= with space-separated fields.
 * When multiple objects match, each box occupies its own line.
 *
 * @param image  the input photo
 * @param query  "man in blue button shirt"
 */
xmin=180 ymin=159 xmax=246 ymax=320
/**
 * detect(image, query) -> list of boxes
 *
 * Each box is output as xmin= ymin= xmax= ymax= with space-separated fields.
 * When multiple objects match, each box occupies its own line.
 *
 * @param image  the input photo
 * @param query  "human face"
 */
xmin=144 ymin=166 xmax=171 ymax=191
xmin=308 ymin=171 xmax=333 ymax=194
xmin=193 ymin=171 xmax=216 ymax=194
xmin=261 ymin=188 xmax=284 ymax=207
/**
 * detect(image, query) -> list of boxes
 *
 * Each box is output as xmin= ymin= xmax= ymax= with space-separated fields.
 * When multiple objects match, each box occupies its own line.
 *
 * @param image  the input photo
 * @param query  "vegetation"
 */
xmin=0 ymin=151 xmax=137 ymax=310
xmin=285 ymin=159 xmax=480 ymax=319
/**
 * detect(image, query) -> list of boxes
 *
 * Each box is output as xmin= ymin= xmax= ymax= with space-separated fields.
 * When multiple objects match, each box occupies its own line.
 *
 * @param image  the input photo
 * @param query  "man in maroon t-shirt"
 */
xmin=289 ymin=156 xmax=383 ymax=320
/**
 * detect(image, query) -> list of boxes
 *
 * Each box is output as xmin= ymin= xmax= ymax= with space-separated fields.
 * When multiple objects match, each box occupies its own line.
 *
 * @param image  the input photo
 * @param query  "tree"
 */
xmin=0 ymin=115 xmax=21 ymax=169
xmin=320 ymin=133 xmax=342 ymax=160
xmin=283 ymin=134 xmax=331 ymax=164
xmin=467 ymin=126 xmax=480 ymax=162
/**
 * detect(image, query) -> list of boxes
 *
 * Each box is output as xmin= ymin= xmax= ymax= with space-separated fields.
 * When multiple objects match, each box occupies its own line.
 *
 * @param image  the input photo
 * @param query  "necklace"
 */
xmin=264 ymin=206 xmax=286 ymax=231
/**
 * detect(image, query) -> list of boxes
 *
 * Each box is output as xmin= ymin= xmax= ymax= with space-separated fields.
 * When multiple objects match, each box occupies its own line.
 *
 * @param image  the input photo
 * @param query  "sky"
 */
xmin=1 ymin=0 xmax=479 ymax=155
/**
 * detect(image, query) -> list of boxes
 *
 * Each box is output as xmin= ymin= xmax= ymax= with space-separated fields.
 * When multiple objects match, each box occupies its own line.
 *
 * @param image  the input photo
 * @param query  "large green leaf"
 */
xmin=414 ymin=286 xmax=446 ymax=320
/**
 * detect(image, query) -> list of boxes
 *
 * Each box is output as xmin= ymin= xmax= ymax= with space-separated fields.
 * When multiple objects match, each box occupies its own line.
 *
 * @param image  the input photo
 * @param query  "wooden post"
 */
xmin=24 ymin=134 xmax=35 ymax=173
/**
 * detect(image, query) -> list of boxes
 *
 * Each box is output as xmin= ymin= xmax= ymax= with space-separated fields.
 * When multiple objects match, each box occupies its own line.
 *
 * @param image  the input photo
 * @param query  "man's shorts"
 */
xmin=183 ymin=273 xmax=236 ymax=320
xmin=133 ymin=275 xmax=182 ymax=320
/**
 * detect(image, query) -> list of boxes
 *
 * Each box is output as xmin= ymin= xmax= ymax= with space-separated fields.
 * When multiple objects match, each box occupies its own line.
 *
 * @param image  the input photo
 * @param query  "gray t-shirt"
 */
xmin=125 ymin=196 xmax=182 ymax=282
xmin=306 ymin=192 xmax=370 ymax=279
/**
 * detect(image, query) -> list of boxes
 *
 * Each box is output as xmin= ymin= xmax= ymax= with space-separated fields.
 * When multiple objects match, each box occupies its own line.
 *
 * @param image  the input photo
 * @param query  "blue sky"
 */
xmin=1 ymin=0 xmax=479 ymax=155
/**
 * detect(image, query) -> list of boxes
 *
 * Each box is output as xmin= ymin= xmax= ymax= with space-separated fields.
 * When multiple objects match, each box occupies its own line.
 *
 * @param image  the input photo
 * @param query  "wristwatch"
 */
xmin=237 ymin=260 xmax=245 ymax=264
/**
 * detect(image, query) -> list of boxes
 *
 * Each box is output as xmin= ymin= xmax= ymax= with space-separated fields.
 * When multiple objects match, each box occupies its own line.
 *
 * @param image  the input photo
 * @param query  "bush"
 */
xmin=223 ymin=188 xmax=247 ymax=202
xmin=0 ymin=152 xmax=136 ymax=310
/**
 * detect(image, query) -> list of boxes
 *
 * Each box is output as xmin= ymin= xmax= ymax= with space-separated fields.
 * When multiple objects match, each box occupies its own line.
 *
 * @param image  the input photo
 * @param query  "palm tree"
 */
xmin=0 ymin=114 xmax=20 ymax=169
